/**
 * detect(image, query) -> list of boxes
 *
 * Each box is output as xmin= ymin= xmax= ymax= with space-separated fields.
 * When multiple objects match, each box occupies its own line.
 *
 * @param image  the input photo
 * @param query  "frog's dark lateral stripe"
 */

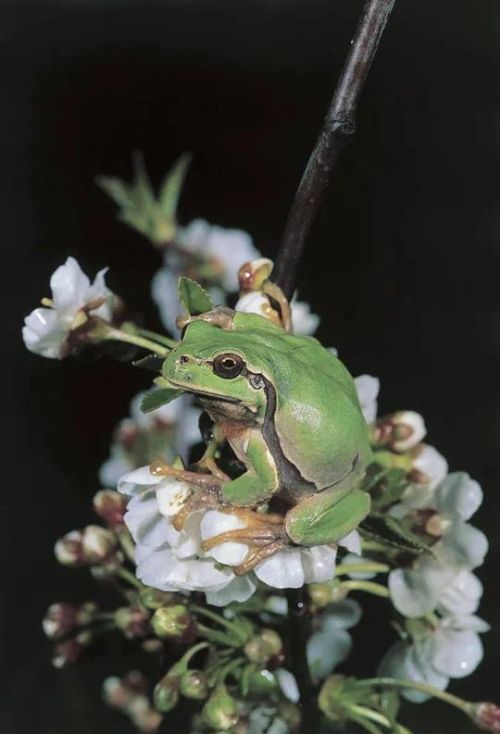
xmin=259 ymin=373 xmax=317 ymax=493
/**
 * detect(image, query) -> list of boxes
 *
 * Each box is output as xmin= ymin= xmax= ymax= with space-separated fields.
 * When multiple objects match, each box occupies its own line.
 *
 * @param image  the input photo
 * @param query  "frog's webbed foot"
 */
xmin=200 ymin=507 xmax=288 ymax=575
xmin=150 ymin=459 xmax=223 ymax=531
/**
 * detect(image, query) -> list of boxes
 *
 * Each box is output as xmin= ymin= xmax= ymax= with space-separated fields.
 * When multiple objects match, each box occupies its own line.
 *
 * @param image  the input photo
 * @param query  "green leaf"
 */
xmin=95 ymin=176 xmax=133 ymax=209
xmin=178 ymin=276 xmax=214 ymax=316
xmin=132 ymin=151 xmax=156 ymax=210
xmin=141 ymin=386 xmax=183 ymax=413
xmin=360 ymin=513 xmax=432 ymax=555
xmin=159 ymin=152 xmax=192 ymax=218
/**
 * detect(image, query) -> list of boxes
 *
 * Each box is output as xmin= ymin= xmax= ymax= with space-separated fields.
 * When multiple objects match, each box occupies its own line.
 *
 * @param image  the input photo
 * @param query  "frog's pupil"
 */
xmin=213 ymin=353 xmax=244 ymax=379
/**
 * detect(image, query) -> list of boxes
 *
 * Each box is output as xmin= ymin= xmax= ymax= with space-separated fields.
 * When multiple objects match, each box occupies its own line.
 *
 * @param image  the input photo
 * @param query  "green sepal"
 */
xmin=359 ymin=512 xmax=432 ymax=555
xmin=141 ymin=385 xmax=183 ymax=413
xmin=159 ymin=152 xmax=192 ymax=219
xmin=178 ymin=276 xmax=214 ymax=316
xmin=363 ymin=464 xmax=409 ymax=511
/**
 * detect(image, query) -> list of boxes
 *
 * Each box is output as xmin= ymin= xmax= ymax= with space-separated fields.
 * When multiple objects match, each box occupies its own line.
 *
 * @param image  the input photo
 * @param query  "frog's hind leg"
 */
xmin=285 ymin=471 xmax=371 ymax=547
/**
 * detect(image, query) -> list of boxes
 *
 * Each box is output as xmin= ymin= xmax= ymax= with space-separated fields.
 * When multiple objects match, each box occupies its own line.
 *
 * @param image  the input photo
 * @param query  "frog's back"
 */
xmin=231 ymin=315 xmax=372 ymax=489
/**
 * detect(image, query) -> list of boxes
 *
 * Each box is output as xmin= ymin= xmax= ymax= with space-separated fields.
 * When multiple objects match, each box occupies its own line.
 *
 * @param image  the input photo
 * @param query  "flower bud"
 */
xmin=180 ymin=669 xmax=209 ymax=700
xmin=238 ymin=258 xmax=273 ymax=292
xmin=307 ymin=583 xmax=333 ymax=608
xmin=142 ymin=639 xmax=164 ymax=654
xmin=151 ymin=605 xmax=195 ymax=641
xmin=153 ymin=672 xmax=180 ymax=713
xmin=128 ymin=694 xmax=163 ymax=733
xmin=244 ymin=629 xmax=283 ymax=664
xmin=42 ymin=603 xmax=78 ymax=639
xmin=103 ymin=676 xmax=133 ymax=709
xmin=52 ymin=631 xmax=92 ymax=668
xmin=54 ymin=530 xmax=85 ymax=566
xmin=82 ymin=524 xmax=117 ymax=563
xmin=373 ymin=412 xmax=426 ymax=453
xmin=244 ymin=667 xmax=277 ymax=695
xmin=470 ymin=702 xmax=500 ymax=732
xmin=318 ymin=675 xmax=351 ymax=723
xmin=407 ymin=444 xmax=448 ymax=487
xmin=115 ymin=606 xmax=151 ymax=639
xmin=93 ymin=489 xmax=127 ymax=528
xmin=202 ymin=683 xmax=239 ymax=731
xmin=277 ymin=701 xmax=301 ymax=732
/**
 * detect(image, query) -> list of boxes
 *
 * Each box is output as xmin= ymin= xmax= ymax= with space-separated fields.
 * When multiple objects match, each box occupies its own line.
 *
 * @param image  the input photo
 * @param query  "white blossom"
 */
xmin=354 ymin=374 xmax=380 ymax=424
xmin=152 ymin=220 xmax=259 ymax=334
xmin=22 ymin=257 xmax=114 ymax=359
xmin=388 ymin=472 xmax=487 ymax=618
xmin=307 ymin=599 xmax=362 ymax=680
xmin=99 ymin=391 xmax=200 ymax=487
xmin=378 ymin=614 xmax=489 ymax=702
xmin=118 ymin=465 xmax=356 ymax=605
xmin=177 ymin=219 xmax=259 ymax=292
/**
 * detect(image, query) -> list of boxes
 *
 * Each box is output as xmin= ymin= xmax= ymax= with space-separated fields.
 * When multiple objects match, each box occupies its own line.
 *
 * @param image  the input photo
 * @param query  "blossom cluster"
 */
xmin=22 ymin=157 xmax=496 ymax=734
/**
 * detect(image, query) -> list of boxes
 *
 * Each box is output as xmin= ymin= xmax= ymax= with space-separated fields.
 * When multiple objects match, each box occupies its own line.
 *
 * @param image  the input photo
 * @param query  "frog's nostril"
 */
xmin=179 ymin=355 xmax=189 ymax=365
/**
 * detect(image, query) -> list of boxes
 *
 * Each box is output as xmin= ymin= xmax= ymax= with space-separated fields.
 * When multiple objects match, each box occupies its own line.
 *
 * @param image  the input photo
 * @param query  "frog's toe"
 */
xmin=233 ymin=539 xmax=288 ymax=575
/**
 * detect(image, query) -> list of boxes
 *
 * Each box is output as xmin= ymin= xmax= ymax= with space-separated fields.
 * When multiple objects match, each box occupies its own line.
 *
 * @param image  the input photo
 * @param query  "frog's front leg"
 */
xmin=284 ymin=468 xmax=371 ymax=547
xmin=199 ymin=429 xmax=288 ymax=570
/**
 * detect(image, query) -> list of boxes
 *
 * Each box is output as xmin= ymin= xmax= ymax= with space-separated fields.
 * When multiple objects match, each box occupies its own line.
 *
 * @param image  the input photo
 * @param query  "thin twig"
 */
xmin=272 ymin=0 xmax=396 ymax=299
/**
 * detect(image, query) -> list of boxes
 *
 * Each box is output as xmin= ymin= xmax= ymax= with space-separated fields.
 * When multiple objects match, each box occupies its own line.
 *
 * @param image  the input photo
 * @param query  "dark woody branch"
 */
xmin=272 ymin=0 xmax=396 ymax=300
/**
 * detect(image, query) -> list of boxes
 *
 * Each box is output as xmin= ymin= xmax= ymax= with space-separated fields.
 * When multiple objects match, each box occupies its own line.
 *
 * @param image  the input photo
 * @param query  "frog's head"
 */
xmin=162 ymin=319 xmax=268 ymax=413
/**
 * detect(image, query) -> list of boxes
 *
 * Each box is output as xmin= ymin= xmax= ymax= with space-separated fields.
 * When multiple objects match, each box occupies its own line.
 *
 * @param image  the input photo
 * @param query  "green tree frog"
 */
xmin=151 ymin=308 xmax=372 ymax=574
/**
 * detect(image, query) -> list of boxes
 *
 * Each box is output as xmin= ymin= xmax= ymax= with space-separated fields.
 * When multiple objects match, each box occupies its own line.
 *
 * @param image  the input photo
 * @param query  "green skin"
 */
xmin=160 ymin=309 xmax=372 ymax=563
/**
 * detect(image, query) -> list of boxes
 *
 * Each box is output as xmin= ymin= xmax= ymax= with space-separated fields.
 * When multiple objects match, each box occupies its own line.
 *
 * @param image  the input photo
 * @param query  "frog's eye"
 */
xmin=213 ymin=353 xmax=245 ymax=379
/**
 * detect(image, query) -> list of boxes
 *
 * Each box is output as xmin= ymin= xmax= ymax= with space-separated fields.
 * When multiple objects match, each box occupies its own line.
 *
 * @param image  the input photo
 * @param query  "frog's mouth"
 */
xmin=166 ymin=377 xmax=243 ymax=404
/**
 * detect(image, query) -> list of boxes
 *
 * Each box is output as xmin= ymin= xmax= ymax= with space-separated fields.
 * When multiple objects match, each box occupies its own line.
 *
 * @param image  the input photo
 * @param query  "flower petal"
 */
xmin=388 ymin=566 xmax=447 ymax=618
xmin=200 ymin=511 xmax=248 ymax=566
xmin=413 ymin=445 xmax=449 ymax=489
xmin=156 ymin=478 xmax=192 ymax=517
xmin=50 ymin=257 xmax=90 ymax=310
xmin=301 ymin=545 xmax=337 ymax=583
xmin=206 ymin=574 xmax=257 ymax=606
xmin=438 ymin=570 xmax=483 ymax=616
xmin=118 ymin=465 xmax=163 ymax=496
xmin=354 ymin=375 xmax=380 ymax=424
xmin=23 ymin=308 xmax=67 ymax=358
xmin=275 ymin=669 xmax=300 ymax=703
xmin=438 ymin=522 xmax=488 ymax=569
xmin=255 ymin=549 xmax=305 ymax=589
xmin=307 ymin=626 xmax=352 ymax=680
xmin=338 ymin=530 xmax=361 ymax=555
xmin=432 ymin=629 xmax=484 ymax=678
xmin=124 ymin=492 xmax=170 ymax=548
xmin=435 ymin=473 xmax=483 ymax=521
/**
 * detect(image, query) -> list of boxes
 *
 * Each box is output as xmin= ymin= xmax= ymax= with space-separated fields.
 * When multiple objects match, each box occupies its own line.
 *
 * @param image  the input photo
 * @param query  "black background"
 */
xmin=3 ymin=1 xmax=500 ymax=732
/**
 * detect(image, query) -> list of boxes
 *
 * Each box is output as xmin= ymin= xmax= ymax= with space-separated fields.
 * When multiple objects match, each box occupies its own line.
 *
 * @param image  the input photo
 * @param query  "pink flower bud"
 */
xmin=471 ymin=702 xmax=500 ymax=732
xmin=115 ymin=606 xmax=151 ymax=639
xmin=81 ymin=525 xmax=116 ymax=563
xmin=54 ymin=530 xmax=85 ymax=566
xmin=52 ymin=631 xmax=92 ymax=668
xmin=93 ymin=489 xmax=127 ymax=528
xmin=42 ymin=603 xmax=78 ymax=639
